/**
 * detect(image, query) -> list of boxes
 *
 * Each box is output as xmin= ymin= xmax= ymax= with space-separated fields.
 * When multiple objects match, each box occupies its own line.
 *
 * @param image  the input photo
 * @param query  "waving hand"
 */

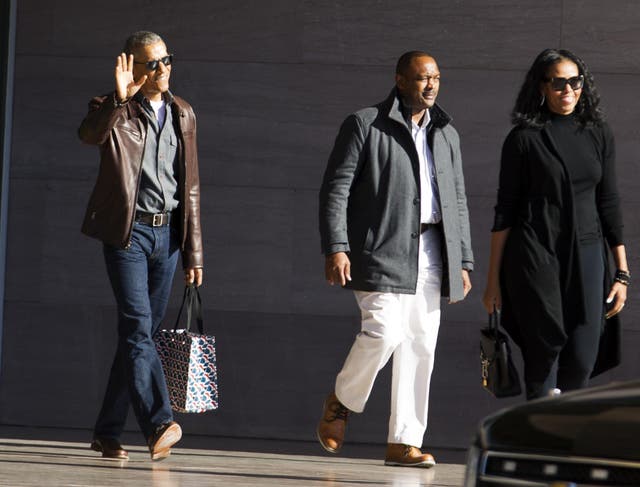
xmin=115 ymin=53 xmax=147 ymax=102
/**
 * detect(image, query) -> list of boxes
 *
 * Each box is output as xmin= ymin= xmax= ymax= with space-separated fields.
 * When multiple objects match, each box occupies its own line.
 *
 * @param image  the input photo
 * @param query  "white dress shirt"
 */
xmin=411 ymin=111 xmax=441 ymax=224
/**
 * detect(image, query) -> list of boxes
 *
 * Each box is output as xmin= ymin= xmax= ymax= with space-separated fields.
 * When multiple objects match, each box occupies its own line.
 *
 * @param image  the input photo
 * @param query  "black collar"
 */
xmin=384 ymin=87 xmax=452 ymax=130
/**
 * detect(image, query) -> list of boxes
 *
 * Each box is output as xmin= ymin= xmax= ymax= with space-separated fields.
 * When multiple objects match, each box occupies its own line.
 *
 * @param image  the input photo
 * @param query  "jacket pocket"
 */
xmin=362 ymin=228 xmax=374 ymax=253
xmin=115 ymin=125 xmax=142 ymax=141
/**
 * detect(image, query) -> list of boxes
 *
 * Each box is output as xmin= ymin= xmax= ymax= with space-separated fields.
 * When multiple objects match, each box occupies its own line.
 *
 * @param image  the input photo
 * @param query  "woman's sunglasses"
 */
xmin=545 ymin=75 xmax=584 ymax=91
xmin=134 ymin=54 xmax=173 ymax=71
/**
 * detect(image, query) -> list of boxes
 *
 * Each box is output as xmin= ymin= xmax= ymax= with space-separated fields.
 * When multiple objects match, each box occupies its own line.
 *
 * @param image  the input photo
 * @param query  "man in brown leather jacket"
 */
xmin=79 ymin=31 xmax=203 ymax=462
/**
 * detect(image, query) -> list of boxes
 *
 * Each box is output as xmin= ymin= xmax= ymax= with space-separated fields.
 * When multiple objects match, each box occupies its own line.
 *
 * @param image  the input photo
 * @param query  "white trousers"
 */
xmin=335 ymin=228 xmax=442 ymax=448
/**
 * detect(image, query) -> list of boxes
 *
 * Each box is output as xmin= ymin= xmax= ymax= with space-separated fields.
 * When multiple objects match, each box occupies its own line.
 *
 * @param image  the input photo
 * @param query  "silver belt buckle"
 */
xmin=152 ymin=213 xmax=164 ymax=227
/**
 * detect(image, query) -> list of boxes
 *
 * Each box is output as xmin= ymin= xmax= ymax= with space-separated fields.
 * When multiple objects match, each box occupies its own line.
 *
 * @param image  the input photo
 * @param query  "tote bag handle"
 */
xmin=173 ymin=284 xmax=204 ymax=334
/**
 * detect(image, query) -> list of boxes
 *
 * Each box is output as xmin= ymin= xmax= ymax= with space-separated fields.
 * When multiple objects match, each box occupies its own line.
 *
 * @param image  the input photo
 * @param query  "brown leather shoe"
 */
xmin=147 ymin=421 xmax=182 ymax=461
xmin=316 ymin=392 xmax=350 ymax=453
xmin=384 ymin=443 xmax=436 ymax=467
xmin=90 ymin=437 xmax=129 ymax=460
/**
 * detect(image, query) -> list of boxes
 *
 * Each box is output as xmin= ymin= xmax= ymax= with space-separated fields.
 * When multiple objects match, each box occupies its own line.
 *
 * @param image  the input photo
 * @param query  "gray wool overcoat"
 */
xmin=319 ymin=88 xmax=474 ymax=302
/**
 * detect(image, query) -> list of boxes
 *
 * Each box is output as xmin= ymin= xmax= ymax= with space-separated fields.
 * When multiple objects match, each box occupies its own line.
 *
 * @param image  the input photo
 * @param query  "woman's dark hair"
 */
xmin=511 ymin=48 xmax=603 ymax=128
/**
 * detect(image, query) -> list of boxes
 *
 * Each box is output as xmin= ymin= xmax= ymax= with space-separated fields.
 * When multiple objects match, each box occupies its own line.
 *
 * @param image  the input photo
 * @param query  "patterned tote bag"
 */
xmin=155 ymin=284 xmax=219 ymax=413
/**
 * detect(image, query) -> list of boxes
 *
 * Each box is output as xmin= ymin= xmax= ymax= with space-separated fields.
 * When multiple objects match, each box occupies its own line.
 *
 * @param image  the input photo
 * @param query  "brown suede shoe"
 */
xmin=147 ymin=421 xmax=182 ymax=461
xmin=316 ymin=392 xmax=350 ymax=453
xmin=384 ymin=443 xmax=436 ymax=467
xmin=90 ymin=437 xmax=129 ymax=460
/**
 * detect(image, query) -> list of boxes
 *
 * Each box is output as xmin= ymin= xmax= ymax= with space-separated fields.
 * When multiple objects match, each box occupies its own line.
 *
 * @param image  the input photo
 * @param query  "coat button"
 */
xmin=411 ymin=232 xmax=419 ymax=238
xmin=413 ymin=197 xmax=420 ymax=205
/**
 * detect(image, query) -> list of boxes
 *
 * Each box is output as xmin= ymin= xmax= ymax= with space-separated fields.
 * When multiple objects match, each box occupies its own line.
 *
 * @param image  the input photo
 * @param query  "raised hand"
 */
xmin=115 ymin=53 xmax=147 ymax=102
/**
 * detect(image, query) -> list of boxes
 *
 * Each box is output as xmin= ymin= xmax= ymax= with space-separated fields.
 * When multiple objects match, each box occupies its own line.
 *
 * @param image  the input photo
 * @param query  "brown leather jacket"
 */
xmin=79 ymin=92 xmax=203 ymax=269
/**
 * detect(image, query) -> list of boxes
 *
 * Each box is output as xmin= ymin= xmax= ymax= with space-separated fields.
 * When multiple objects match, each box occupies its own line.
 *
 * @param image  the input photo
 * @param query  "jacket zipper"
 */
xmin=125 ymin=117 xmax=147 ymax=249
xmin=179 ymin=110 xmax=187 ymax=251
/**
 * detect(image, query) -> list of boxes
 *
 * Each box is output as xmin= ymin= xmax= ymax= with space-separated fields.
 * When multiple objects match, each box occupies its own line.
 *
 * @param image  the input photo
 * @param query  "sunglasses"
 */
xmin=545 ymin=75 xmax=584 ymax=91
xmin=134 ymin=54 xmax=173 ymax=71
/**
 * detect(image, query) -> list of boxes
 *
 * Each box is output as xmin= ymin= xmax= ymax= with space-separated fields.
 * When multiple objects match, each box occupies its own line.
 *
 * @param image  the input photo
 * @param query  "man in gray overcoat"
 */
xmin=317 ymin=51 xmax=473 ymax=467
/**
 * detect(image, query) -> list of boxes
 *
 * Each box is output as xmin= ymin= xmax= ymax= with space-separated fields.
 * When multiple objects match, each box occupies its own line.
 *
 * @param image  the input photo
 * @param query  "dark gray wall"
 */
xmin=1 ymin=0 xmax=639 ymax=451
xmin=0 ymin=0 xmax=17 ymax=375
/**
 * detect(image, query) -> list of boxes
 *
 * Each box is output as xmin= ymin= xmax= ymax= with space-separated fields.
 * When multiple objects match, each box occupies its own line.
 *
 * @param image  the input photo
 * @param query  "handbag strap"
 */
xmin=488 ymin=305 xmax=501 ymax=333
xmin=173 ymin=284 xmax=205 ymax=334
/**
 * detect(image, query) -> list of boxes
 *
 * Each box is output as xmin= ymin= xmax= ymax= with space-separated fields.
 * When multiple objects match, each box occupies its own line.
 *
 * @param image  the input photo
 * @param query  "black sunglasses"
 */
xmin=545 ymin=75 xmax=584 ymax=91
xmin=134 ymin=54 xmax=173 ymax=71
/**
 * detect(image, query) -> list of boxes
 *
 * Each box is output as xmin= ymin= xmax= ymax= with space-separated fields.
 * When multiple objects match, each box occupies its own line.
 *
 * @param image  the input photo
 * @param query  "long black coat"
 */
xmin=494 ymin=122 xmax=622 ymax=379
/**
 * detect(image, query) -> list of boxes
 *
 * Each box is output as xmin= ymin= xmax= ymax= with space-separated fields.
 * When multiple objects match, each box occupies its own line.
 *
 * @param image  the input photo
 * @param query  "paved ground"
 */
xmin=0 ymin=427 xmax=467 ymax=486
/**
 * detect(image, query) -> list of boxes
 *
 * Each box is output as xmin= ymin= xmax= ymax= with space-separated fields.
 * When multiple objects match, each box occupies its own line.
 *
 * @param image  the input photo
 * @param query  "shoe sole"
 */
xmin=316 ymin=427 xmax=340 ymax=454
xmin=101 ymin=454 xmax=130 ymax=461
xmin=384 ymin=459 xmax=436 ymax=468
xmin=90 ymin=441 xmax=129 ymax=461
xmin=151 ymin=448 xmax=172 ymax=461
xmin=150 ymin=423 xmax=182 ymax=461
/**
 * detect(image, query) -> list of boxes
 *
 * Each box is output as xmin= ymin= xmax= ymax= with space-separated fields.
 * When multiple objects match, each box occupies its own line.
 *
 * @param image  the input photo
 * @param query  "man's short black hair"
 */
xmin=123 ymin=31 xmax=164 ymax=55
xmin=396 ymin=51 xmax=432 ymax=76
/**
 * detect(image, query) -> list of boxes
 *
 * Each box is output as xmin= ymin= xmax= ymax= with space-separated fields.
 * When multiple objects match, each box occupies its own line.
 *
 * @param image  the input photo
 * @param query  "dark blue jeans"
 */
xmin=94 ymin=222 xmax=179 ymax=440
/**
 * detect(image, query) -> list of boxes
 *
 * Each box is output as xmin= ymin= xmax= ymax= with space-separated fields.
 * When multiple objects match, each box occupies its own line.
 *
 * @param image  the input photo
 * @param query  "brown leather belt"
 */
xmin=135 ymin=211 xmax=173 ymax=227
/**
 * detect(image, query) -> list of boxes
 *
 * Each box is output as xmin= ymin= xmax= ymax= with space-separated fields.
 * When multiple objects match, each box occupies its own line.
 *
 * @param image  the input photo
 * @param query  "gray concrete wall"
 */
xmin=1 ymin=0 xmax=639 ymax=451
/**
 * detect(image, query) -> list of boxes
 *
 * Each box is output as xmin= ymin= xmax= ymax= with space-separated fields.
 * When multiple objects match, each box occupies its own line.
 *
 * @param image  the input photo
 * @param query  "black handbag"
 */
xmin=591 ymin=314 xmax=622 ymax=378
xmin=480 ymin=309 xmax=522 ymax=398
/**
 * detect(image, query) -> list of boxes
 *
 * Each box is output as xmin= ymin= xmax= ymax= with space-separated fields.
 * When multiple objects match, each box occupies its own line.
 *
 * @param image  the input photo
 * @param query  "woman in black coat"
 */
xmin=482 ymin=48 xmax=629 ymax=400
